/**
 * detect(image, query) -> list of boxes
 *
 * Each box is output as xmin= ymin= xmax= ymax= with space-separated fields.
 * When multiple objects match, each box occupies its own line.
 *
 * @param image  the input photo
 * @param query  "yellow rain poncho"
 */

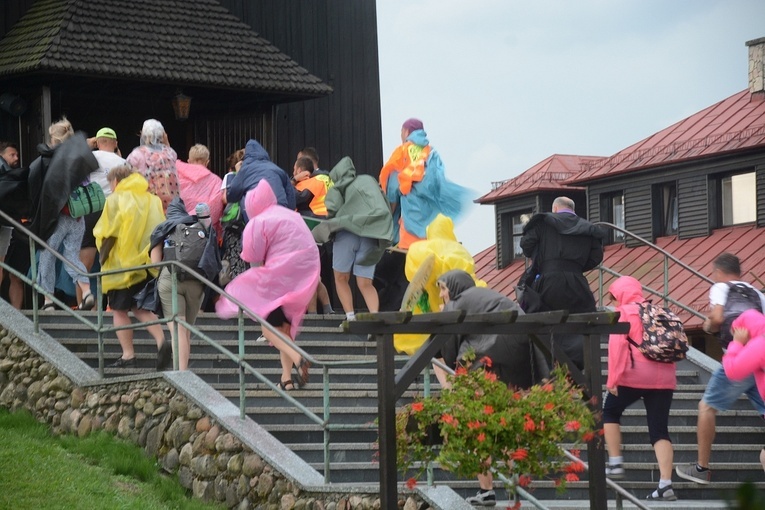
xmin=394 ymin=214 xmax=485 ymax=354
xmin=93 ymin=172 xmax=165 ymax=293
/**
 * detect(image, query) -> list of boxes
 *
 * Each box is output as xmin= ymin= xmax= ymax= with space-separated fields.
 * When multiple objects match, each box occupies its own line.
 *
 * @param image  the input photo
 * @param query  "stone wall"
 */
xmin=0 ymin=327 xmax=428 ymax=510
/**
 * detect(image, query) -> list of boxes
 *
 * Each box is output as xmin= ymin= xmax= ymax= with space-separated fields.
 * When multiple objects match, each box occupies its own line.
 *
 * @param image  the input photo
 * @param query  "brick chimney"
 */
xmin=747 ymin=37 xmax=765 ymax=102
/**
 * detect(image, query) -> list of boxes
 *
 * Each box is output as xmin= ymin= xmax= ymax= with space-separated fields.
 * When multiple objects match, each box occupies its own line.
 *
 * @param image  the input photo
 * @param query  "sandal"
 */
xmin=41 ymin=302 xmax=56 ymax=311
xmin=277 ymin=379 xmax=295 ymax=391
xmin=294 ymin=357 xmax=311 ymax=388
xmin=78 ymin=292 xmax=95 ymax=311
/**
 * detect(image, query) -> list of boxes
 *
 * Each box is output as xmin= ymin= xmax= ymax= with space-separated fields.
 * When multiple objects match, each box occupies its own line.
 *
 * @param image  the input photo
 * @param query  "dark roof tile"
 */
xmin=0 ymin=0 xmax=332 ymax=97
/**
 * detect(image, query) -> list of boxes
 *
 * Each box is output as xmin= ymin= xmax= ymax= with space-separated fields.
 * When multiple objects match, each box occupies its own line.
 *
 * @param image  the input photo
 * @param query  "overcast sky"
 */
xmin=376 ymin=0 xmax=765 ymax=255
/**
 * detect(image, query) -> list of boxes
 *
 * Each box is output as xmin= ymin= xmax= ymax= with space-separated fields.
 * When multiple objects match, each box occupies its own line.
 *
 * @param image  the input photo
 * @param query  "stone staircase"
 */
xmin=30 ymin=309 xmax=765 ymax=506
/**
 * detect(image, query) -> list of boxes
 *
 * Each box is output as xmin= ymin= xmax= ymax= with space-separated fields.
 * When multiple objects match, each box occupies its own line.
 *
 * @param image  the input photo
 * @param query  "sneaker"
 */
xmin=605 ymin=463 xmax=625 ymax=479
xmin=157 ymin=340 xmax=172 ymax=371
xmin=465 ymin=489 xmax=496 ymax=507
xmin=646 ymin=484 xmax=677 ymax=501
xmin=108 ymin=356 xmax=137 ymax=368
xmin=675 ymin=464 xmax=711 ymax=485
xmin=255 ymin=334 xmax=267 ymax=343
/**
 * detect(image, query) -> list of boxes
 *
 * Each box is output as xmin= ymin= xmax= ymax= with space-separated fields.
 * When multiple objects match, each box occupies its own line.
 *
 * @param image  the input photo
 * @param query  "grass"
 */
xmin=0 ymin=408 xmax=225 ymax=509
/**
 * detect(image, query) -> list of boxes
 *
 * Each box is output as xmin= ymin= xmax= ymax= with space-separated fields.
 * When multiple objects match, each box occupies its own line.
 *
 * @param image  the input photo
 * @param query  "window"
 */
xmin=721 ymin=172 xmax=756 ymax=226
xmin=511 ymin=212 xmax=533 ymax=258
xmin=499 ymin=210 xmax=532 ymax=267
xmin=655 ymin=182 xmax=678 ymax=236
xmin=600 ymin=192 xmax=625 ymax=243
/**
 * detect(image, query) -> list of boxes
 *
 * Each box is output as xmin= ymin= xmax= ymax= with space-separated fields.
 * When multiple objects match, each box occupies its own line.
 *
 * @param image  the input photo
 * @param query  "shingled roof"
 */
xmin=476 ymin=154 xmax=603 ymax=205
xmin=0 ymin=0 xmax=333 ymax=97
xmin=569 ymin=89 xmax=765 ymax=184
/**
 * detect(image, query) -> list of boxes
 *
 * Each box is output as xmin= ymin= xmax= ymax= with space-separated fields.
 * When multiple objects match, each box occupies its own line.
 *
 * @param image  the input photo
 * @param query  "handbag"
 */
xmin=133 ymin=276 xmax=160 ymax=314
xmin=68 ymin=182 xmax=106 ymax=218
xmin=515 ymin=256 xmax=544 ymax=313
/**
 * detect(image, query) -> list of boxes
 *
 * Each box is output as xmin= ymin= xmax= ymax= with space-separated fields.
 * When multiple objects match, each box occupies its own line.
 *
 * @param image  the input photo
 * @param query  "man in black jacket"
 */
xmin=520 ymin=196 xmax=605 ymax=368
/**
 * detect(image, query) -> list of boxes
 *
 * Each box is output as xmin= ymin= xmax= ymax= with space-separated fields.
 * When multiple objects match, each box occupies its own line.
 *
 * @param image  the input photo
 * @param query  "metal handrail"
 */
xmin=0 ymin=209 xmax=386 ymax=483
xmin=594 ymin=222 xmax=711 ymax=320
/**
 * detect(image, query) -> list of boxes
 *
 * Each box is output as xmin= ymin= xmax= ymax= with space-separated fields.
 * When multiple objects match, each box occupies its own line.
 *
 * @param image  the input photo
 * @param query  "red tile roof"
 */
xmin=477 ymin=154 xmax=604 ymax=204
xmin=474 ymin=224 xmax=765 ymax=330
xmin=569 ymin=90 xmax=765 ymax=183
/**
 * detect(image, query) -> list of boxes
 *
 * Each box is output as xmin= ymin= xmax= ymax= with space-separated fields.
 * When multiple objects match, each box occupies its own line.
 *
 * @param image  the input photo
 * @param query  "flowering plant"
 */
xmin=397 ymin=352 xmax=598 ymax=495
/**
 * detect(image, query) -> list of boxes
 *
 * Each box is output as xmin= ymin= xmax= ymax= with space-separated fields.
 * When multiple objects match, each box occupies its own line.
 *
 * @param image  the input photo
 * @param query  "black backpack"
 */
xmin=163 ymin=222 xmax=208 ymax=280
xmin=719 ymin=283 xmax=763 ymax=349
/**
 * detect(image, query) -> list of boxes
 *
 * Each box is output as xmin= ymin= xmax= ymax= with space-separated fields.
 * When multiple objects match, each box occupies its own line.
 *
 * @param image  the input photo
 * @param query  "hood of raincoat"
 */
xmin=437 ymin=269 xmax=477 ymax=302
xmin=609 ymin=275 xmax=644 ymax=306
xmin=732 ymin=309 xmax=765 ymax=338
xmin=243 ymin=139 xmax=270 ymax=164
xmin=426 ymin=213 xmax=457 ymax=241
xmin=328 ymin=156 xmax=356 ymax=192
xmin=406 ymin=129 xmax=429 ymax=147
xmin=245 ymin=179 xmax=277 ymax=219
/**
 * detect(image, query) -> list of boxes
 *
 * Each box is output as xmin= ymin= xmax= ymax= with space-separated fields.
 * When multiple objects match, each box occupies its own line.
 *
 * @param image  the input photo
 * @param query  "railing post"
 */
xmin=238 ymin=308 xmax=246 ymax=420
xmin=423 ymin=365 xmax=434 ymax=486
xmin=171 ymin=266 xmax=179 ymax=370
xmin=664 ymin=253 xmax=669 ymax=306
xmin=377 ymin=332 xmax=398 ymax=509
xmin=29 ymin=235 xmax=39 ymax=333
xmin=96 ymin=275 xmax=104 ymax=378
xmin=323 ymin=364 xmax=331 ymax=483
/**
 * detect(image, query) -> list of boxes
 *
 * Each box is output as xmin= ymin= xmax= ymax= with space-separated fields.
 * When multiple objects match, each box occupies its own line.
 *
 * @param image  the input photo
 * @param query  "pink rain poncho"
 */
xmin=176 ymin=160 xmax=223 ymax=239
xmin=215 ymin=180 xmax=320 ymax=339
xmin=725 ymin=309 xmax=765 ymax=399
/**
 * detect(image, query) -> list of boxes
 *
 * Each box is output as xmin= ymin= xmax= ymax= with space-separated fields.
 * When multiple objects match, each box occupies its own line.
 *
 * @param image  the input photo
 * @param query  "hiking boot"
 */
xmin=605 ymin=463 xmax=625 ymax=479
xmin=157 ymin=340 xmax=172 ymax=371
xmin=466 ymin=489 xmax=496 ymax=507
xmin=646 ymin=484 xmax=677 ymax=501
xmin=108 ymin=356 xmax=137 ymax=368
xmin=675 ymin=464 xmax=711 ymax=485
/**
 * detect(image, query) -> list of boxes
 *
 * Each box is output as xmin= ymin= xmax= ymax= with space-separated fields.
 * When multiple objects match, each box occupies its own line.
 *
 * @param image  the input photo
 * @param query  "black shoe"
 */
xmin=466 ymin=489 xmax=496 ymax=507
xmin=108 ymin=356 xmax=137 ymax=368
xmin=157 ymin=340 xmax=172 ymax=371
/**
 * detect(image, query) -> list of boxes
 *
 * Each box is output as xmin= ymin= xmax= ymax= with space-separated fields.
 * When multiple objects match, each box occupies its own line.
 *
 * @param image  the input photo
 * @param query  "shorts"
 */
xmin=702 ymin=366 xmax=765 ymax=414
xmin=107 ymin=278 xmax=151 ymax=312
xmin=602 ymin=386 xmax=673 ymax=445
xmin=266 ymin=306 xmax=288 ymax=327
xmin=79 ymin=211 xmax=101 ymax=249
xmin=332 ymin=230 xmax=376 ymax=279
xmin=4 ymin=234 xmax=32 ymax=275
xmin=157 ymin=268 xmax=204 ymax=323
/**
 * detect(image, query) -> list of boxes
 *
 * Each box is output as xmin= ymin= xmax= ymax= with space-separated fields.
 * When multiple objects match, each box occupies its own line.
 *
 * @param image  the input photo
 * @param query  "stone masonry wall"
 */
xmin=0 ymin=327 xmax=428 ymax=510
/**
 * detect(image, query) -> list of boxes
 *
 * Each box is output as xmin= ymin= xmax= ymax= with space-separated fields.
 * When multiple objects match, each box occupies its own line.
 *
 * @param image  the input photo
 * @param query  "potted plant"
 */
xmin=397 ymin=352 xmax=598 ymax=503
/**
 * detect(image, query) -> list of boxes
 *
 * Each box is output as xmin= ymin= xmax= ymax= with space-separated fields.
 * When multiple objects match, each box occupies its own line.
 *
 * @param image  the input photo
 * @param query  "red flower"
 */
xmin=477 ymin=432 xmax=486 ymax=442
xmin=523 ymin=415 xmax=536 ymax=432
xmin=468 ymin=420 xmax=483 ymax=430
xmin=571 ymin=449 xmax=581 ymax=458
xmin=512 ymin=391 xmax=522 ymax=400
xmin=564 ymin=420 xmax=581 ymax=432
xmin=565 ymin=473 xmax=579 ymax=482
xmin=442 ymin=413 xmax=456 ymax=425
xmin=564 ymin=461 xmax=585 ymax=473
xmin=484 ymin=371 xmax=498 ymax=382
xmin=406 ymin=477 xmax=417 ymax=489
xmin=510 ymin=448 xmax=528 ymax=461
xmin=509 ymin=501 xmax=522 ymax=510
xmin=499 ymin=417 xmax=507 ymax=426
xmin=542 ymin=383 xmax=554 ymax=392
xmin=455 ymin=366 xmax=468 ymax=377
xmin=483 ymin=405 xmax=494 ymax=415
xmin=479 ymin=356 xmax=493 ymax=368
xmin=518 ymin=474 xmax=532 ymax=487
xmin=543 ymin=402 xmax=555 ymax=411
xmin=411 ymin=402 xmax=424 ymax=413
xmin=582 ymin=431 xmax=595 ymax=442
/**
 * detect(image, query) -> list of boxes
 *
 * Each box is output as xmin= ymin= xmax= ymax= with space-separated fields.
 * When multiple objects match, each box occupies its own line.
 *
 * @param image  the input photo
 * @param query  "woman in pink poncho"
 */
xmin=725 ymin=309 xmax=765 ymax=474
xmin=216 ymin=179 xmax=320 ymax=390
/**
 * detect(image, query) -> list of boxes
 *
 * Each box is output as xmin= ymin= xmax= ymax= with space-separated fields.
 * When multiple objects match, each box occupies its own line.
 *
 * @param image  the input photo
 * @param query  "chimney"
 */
xmin=747 ymin=37 xmax=765 ymax=102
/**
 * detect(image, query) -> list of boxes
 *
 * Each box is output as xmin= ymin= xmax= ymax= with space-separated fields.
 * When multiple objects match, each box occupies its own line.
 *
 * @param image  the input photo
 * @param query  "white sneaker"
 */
xmin=255 ymin=334 xmax=267 ymax=343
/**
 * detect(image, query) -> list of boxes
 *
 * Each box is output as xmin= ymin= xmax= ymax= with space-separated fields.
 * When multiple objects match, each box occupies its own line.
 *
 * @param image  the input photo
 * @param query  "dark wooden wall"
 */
xmin=1 ymin=0 xmax=383 ymax=176
xmin=217 ymin=0 xmax=383 ymax=175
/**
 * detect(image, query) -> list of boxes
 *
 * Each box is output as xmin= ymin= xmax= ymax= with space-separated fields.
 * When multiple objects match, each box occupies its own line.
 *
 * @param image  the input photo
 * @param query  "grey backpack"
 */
xmin=163 ymin=222 xmax=208 ymax=280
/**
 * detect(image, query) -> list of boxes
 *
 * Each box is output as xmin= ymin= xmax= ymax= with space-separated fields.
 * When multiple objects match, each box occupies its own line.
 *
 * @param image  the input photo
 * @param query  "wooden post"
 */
xmin=377 ymin=332 xmax=398 ymax=507
xmin=584 ymin=332 xmax=607 ymax=509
